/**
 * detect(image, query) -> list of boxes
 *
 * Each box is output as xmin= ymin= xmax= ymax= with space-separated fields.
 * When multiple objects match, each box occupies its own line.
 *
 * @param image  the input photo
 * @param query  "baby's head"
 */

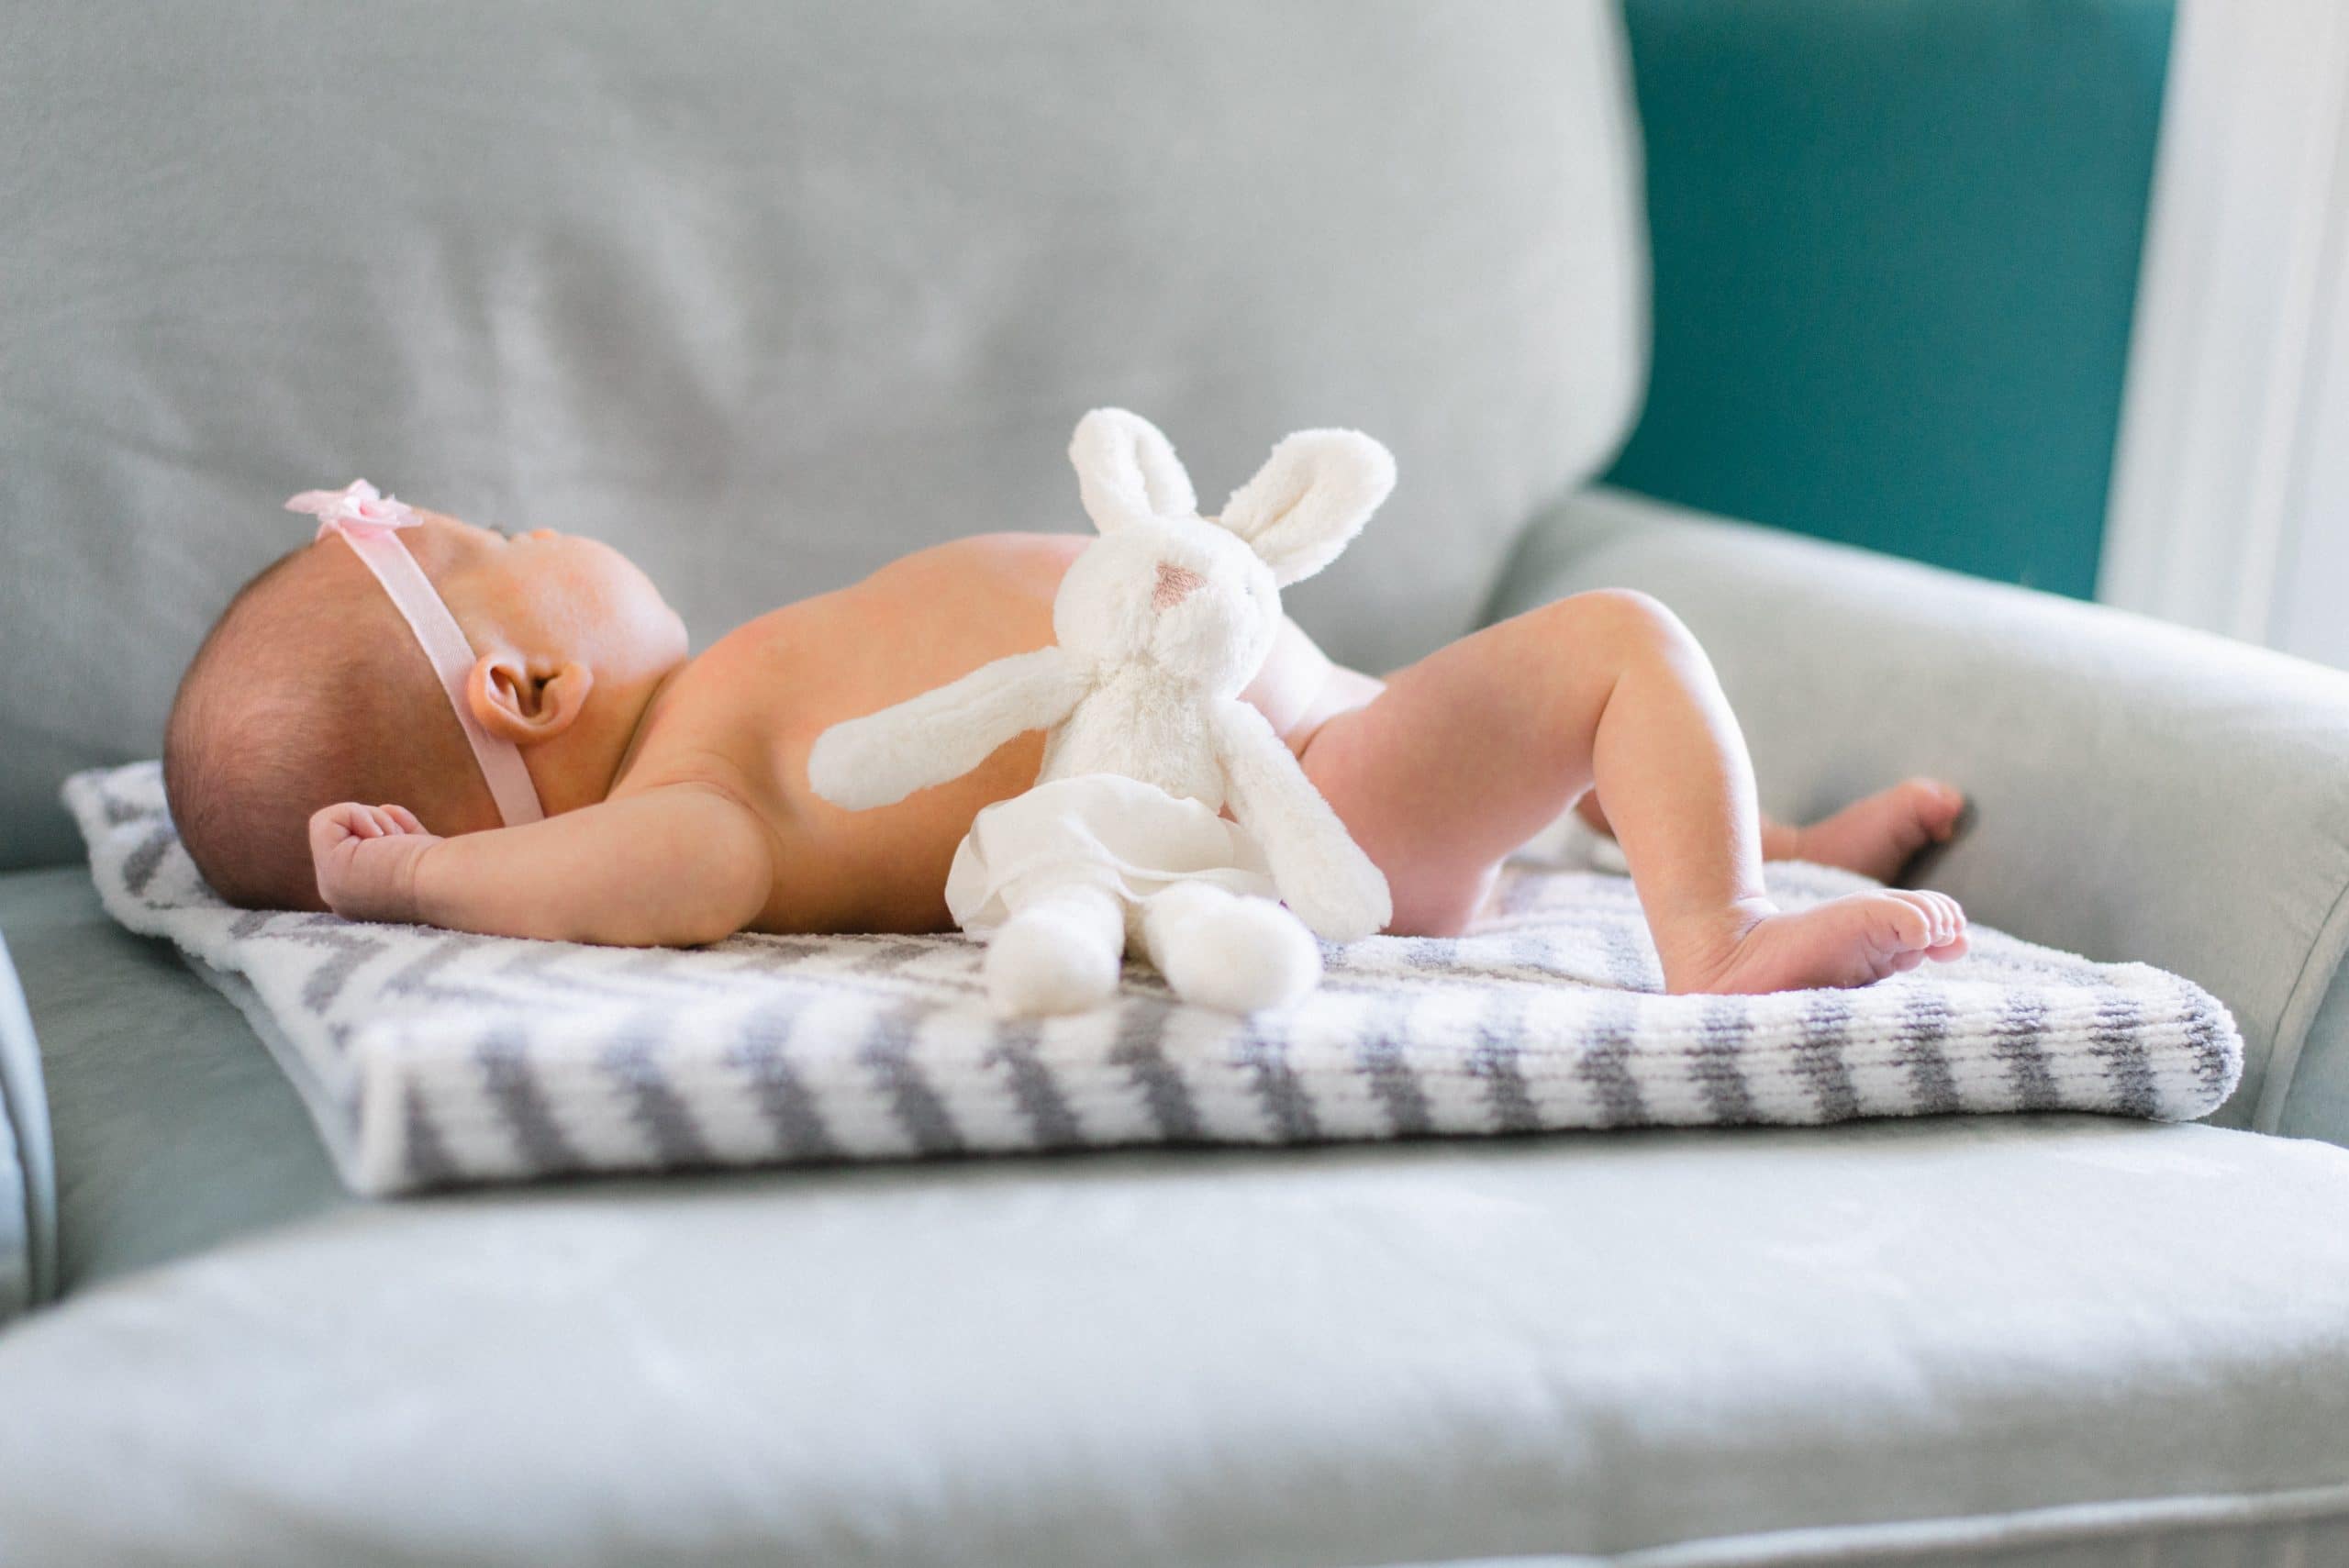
xmin=165 ymin=495 xmax=687 ymax=908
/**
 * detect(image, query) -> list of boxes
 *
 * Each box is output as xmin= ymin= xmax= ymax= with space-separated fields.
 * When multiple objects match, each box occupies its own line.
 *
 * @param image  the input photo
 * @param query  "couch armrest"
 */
xmin=0 ymin=932 xmax=57 ymax=1316
xmin=1486 ymin=487 xmax=2349 ymax=1140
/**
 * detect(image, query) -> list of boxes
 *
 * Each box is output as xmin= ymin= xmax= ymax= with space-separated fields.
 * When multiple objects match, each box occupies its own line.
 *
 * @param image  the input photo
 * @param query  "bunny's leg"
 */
xmin=983 ymin=879 xmax=1127 ymax=1017
xmin=1138 ymin=884 xmax=1320 ymax=1014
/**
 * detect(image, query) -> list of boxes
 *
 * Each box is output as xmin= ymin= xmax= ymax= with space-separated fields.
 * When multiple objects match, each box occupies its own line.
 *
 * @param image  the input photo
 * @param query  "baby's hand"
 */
xmin=309 ymin=803 xmax=441 ymax=924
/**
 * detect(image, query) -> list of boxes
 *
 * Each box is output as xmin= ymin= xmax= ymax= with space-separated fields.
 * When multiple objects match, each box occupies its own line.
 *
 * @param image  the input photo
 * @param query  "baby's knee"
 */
xmin=1544 ymin=586 xmax=1691 ymax=657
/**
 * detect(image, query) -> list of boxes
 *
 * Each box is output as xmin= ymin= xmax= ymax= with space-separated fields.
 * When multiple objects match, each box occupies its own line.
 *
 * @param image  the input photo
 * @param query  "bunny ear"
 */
xmin=1068 ymin=408 xmax=1197 ymax=534
xmin=1217 ymin=428 xmax=1396 ymax=586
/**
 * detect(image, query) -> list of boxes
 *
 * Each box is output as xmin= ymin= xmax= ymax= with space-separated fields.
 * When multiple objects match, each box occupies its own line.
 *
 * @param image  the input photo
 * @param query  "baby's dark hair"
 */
xmin=164 ymin=541 xmax=476 ymax=909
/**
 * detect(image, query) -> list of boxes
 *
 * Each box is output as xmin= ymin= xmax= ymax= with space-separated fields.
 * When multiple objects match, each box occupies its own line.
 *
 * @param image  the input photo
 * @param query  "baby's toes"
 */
xmin=1907 ymin=889 xmax=1969 ymax=960
xmin=1902 ymin=777 xmax=1967 ymax=840
xmin=1934 ymin=891 xmax=1968 ymax=943
xmin=1908 ymin=889 xmax=1957 ymax=943
xmin=1873 ymin=891 xmax=1941 ymax=953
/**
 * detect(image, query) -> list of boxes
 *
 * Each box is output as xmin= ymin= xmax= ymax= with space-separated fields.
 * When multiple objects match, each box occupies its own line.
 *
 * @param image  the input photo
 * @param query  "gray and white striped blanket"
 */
xmin=68 ymin=762 xmax=2241 ymax=1196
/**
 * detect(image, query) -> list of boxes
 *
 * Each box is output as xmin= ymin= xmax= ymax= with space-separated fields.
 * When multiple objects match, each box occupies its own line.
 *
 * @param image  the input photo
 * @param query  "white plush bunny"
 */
xmin=808 ymin=407 xmax=1395 ymax=1017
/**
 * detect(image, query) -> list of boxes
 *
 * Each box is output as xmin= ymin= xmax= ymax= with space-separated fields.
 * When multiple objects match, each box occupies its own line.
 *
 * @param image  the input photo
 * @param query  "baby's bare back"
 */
xmin=607 ymin=533 xmax=1357 ymax=936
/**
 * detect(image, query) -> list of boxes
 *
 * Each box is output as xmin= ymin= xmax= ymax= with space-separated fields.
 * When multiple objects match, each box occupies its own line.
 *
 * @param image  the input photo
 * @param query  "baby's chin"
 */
xmin=613 ymin=587 xmax=690 ymax=675
xmin=561 ymin=537 xmax=685 ymax=645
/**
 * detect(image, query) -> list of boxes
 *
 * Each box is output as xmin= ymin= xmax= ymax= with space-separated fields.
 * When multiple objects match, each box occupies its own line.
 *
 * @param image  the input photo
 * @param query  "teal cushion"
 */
xmin=1606 ymin=0 xmax=2171 ymax=596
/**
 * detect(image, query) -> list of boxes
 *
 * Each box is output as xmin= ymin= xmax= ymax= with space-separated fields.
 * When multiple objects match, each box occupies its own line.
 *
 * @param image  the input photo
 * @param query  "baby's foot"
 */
xmin=1665 ymin=890 xmax=1968 ymax=995
xmin=1788 ymin=778 xmax=1965 ymax=883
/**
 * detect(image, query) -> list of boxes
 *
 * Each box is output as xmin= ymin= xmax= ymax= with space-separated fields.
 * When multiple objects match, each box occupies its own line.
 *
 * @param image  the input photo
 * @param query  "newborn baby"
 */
xmin=164 ymin=477 xmax=1968 ymax=995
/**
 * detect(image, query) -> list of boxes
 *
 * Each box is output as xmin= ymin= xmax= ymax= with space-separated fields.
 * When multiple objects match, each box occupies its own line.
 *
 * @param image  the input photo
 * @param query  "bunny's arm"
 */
xmin=1211 ymin=700 xmax=1392 ymax=942
xmin=807 ymin=646 xmax=1091 ymax=810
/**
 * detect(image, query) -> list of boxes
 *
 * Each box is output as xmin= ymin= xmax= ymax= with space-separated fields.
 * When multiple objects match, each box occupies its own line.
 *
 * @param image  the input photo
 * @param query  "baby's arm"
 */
xmin=310 ymin=784 xmax=774 ymax=947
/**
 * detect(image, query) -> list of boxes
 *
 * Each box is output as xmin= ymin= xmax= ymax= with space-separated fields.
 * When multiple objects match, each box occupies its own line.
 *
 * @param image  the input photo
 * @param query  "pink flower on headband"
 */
xmin=284 ymin=479 xmax=419 ymax=537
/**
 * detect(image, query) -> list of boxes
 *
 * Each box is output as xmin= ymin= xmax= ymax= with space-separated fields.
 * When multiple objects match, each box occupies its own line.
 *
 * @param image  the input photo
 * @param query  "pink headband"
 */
xmin=285 ymin=481 xmax=546 ymax=828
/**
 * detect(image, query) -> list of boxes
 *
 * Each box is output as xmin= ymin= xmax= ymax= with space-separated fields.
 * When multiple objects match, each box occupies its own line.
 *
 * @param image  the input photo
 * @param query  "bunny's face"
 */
xmin=1057 ymin=408 xmax=1397 ymax=692
xmin=1053 ymin=516 xmax=1278 ymax=693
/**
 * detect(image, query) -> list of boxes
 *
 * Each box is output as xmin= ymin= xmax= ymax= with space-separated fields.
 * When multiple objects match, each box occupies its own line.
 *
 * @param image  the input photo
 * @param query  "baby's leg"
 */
xmin=1299 ymin=591 xmax=1967 ymax=993
xmin=1575 ymin=778 xmax=1966 ymax=882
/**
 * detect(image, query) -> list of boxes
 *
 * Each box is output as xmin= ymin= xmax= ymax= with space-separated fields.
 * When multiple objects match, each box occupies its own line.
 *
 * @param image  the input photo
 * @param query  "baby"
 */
xmin=164 ymin=460 xmax=1968 ymax=997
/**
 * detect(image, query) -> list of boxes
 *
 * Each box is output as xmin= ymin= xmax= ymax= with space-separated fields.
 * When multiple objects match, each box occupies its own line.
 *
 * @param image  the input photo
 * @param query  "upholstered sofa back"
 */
xmin=0 ymin=1 xmax=1647 ymax=869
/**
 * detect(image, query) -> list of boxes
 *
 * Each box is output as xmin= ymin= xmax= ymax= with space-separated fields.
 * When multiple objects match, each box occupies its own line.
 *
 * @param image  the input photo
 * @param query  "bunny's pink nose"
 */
xmin=1152 ymin=561 xmax=1206 ymax=610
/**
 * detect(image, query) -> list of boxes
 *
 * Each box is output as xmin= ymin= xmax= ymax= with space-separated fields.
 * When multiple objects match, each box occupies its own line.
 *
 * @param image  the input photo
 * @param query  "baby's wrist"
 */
xmin=398 ymin=838 xmax=449 ymax=927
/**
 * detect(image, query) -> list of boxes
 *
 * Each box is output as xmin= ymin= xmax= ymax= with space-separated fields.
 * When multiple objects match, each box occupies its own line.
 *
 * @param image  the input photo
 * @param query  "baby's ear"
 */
xmin=468 ymin=653 xmax=594 ymax=745
xmin=1218 ymin=429 xmax=1396 ymax=587
xmin=1069 ymin=408 xmax=1197 ymax=534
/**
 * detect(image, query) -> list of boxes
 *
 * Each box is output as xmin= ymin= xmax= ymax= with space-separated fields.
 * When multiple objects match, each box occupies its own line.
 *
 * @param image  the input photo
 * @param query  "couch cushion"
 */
xmin=1487 ymin=488 xmax=2349 ymax=1150
xmin=0 ymin=1115 xmax=2343 ymax=1566
xmin=0 ymin=0 xmax=1647 ymax=870
xmin=0 ymin=932 xmax=52 ymax=1318
xmin=0 ymin=868 xmax=349 ymax=1297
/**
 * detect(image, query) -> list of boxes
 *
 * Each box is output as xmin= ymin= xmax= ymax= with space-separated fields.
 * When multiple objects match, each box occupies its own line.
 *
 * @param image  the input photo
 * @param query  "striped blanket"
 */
xmin=68 ymin=762 xmax=2241 ymax=1195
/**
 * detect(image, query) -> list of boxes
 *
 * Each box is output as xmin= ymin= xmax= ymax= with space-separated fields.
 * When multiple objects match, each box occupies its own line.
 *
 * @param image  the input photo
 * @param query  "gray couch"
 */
xmin=6 ymin=6 xmax=2349 ymax=1564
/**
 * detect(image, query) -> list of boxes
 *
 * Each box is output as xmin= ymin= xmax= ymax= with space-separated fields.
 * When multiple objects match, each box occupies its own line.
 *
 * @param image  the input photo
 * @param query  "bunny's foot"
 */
xmin=1141 ymin=883 xmax=1320 ymax=1013
xmin=984 ymin=885 xmax=1126 ymax=1016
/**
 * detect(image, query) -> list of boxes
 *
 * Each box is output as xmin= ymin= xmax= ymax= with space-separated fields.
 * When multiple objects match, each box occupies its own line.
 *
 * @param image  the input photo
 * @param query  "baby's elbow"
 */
xmin=685 ymin=852 xmax=775 ymax=947
xmin=582 ymin=904 xmax=749 ymax=951
xmin=662 ymin=914 xmax=749 ymax=950
xmin=573 ymin=870 xmax=763 ymax=950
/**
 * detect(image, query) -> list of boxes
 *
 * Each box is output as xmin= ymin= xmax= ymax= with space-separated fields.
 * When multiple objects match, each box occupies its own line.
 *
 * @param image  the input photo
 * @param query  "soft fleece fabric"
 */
xmin=69 ymin=761 xmax=2237 ymax=1195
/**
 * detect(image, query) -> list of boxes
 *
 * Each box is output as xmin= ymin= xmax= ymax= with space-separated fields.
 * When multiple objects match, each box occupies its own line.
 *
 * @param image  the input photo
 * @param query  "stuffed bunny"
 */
xmin=807 ymin=407 xmax=1395 ymax=1017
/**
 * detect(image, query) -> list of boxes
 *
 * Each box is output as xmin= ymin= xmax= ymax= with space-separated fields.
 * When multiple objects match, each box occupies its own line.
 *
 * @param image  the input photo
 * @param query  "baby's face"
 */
xmin=412 ymin=511 xmax=688 ymax=689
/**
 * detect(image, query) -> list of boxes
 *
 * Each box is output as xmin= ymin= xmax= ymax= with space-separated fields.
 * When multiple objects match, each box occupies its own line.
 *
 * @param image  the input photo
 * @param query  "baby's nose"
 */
xmin=1152 ymin=560 xmax=1206 ymax=610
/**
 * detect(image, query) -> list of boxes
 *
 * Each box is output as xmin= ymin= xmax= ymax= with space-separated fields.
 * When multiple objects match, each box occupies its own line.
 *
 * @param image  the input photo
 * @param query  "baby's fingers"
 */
xmin=308 ymin=802 xmax=438 ymax=923
xmin=310 ymin=801 xmax=375 ymax=851
xmin=306 ymin=801 xmax=419 ymax=861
